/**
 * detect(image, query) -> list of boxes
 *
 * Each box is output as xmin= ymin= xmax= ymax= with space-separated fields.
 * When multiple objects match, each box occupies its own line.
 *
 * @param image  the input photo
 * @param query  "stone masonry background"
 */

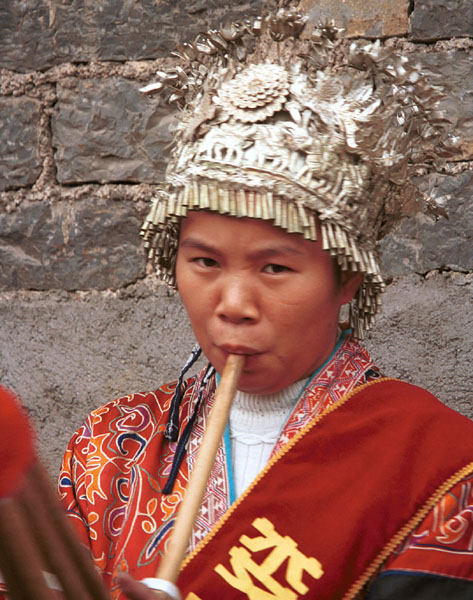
xmin=0 ymin=0 xmax=472 ymax=477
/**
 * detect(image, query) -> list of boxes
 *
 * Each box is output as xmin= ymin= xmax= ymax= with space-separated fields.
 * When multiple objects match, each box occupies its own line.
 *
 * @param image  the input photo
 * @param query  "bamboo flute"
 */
xmin=21 ymin=462 xmax=111 ymax=600
xmin=151 ymin=353 xmax=245 ymax=597
xmin=0 ymin=497 xmax=59 ymax=600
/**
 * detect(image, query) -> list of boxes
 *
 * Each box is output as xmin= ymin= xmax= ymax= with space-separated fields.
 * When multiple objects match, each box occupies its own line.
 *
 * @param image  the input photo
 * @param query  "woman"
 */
xmin=59 ymin=10 xmax=473 ymax=599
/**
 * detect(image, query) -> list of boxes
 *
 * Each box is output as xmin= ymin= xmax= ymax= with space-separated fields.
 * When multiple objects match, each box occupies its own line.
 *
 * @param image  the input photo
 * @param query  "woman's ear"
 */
xmin=339 ymin=270 xmax=363 ymax=305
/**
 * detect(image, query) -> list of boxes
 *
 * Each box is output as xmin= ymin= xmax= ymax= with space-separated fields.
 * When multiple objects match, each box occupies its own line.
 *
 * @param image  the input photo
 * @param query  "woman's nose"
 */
xmin=216 ymin=275 xmax=259 ymax=324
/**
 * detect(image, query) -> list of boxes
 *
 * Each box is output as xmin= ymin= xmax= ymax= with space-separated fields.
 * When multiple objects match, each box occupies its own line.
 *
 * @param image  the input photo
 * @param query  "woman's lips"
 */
xmin=217 ymin=344 xmax=262 ymax=356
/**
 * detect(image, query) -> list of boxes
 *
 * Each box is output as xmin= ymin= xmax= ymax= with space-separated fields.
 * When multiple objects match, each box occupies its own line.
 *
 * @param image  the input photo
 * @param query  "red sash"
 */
xmin=177 ymin=379 xmax=473 ymax=599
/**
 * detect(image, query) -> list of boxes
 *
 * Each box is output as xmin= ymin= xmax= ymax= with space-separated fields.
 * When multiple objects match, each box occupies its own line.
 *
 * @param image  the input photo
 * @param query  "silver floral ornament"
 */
xmin=213 ymin=63 xmax=290 ymax=123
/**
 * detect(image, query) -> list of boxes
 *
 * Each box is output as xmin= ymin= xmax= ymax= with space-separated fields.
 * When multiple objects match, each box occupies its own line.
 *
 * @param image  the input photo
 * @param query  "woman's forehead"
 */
xmin=178 ymin=210 xmax=328 ymax=259
xmin=180 ymin=210 xmax=318 ymax=242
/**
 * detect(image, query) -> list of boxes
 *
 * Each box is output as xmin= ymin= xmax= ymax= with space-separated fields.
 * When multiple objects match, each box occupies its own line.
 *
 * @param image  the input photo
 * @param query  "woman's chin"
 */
xmin=235 ymin=371 xmax=287 ymax=396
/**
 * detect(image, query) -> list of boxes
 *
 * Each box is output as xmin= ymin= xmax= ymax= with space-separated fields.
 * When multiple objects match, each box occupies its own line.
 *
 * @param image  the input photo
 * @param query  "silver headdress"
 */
xmin=140 ymin=9 xmax=453 ymax=338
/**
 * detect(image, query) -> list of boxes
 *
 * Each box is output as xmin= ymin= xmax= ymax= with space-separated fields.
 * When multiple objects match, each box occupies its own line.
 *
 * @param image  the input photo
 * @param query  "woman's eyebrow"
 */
xmin=249 ymin=246 xmax=305 ymax=259
xmin=179 ymin=238 xmax=220 ymax=254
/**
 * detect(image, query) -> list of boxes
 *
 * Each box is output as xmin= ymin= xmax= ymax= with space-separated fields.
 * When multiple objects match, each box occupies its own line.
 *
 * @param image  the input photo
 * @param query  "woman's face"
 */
xmin=176 ymin=211 xmax=360 ymax=394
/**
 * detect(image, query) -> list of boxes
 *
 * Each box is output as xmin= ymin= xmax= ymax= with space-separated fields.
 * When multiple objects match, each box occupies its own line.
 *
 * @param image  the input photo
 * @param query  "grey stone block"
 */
xmin=52 ymin=78 xmax=174 ymax=184
xmin=0 ymin=2 xmax=53 ymax=73
xmin=0 ymin=198 xmax=146 ymax=290
xmin=0 ymin=0 xmax=271 ymax=73
xmin=410 ymin=0 xmax=473 ymax=40
xmin=418 ymin=51 xmax=473 ymax=161
xmin=380 ymin=170 xmax=473 ymax=276
xmin=300 ymin=0 xmax=409 ymax=37
xmin=0 ymin=98 xmax=42 ymax=191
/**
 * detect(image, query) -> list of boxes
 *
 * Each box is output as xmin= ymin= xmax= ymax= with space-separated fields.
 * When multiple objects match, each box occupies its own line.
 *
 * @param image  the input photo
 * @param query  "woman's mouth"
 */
xmin=217 ymin=344 xmax=262 ymax=357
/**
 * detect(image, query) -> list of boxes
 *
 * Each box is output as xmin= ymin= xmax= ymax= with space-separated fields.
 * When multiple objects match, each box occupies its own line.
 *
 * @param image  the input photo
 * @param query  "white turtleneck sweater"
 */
xmin=229 ymin=379 xmax=308 ymax=497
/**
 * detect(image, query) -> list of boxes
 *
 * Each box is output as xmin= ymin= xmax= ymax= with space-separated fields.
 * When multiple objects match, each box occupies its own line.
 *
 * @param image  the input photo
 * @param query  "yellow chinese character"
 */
xmin=214 ymin=517 xmax=323 ymax=599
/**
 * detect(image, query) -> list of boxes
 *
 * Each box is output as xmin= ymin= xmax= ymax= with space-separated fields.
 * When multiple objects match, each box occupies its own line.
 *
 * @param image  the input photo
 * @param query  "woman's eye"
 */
xmin=193 ymin=257 xmax=218 ymax=268
xmin=263 ymin=263 xmax=292 ymax=274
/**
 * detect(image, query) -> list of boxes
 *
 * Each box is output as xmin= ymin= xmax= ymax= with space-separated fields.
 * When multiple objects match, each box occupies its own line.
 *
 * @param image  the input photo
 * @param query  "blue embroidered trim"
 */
xmin=224 ymin=422 xmax=236 ymax=505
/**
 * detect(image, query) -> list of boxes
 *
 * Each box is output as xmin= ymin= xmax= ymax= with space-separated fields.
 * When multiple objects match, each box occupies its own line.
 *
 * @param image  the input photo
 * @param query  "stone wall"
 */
xmin=1 ymin=0 xmax=472 ymax=476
